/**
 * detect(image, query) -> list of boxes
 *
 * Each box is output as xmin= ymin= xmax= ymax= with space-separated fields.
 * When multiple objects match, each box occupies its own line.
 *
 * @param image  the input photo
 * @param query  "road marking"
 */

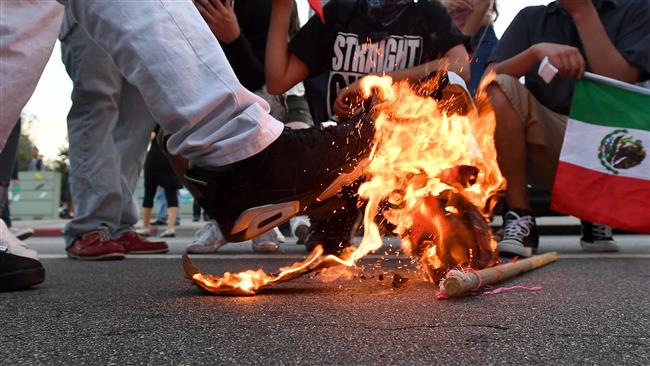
xmin=39 ymin=253 xmax=650 ymax=260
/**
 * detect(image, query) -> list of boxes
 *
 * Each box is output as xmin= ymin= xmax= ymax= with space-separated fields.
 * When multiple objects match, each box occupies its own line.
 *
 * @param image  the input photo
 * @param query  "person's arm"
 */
xmin=334 ymin=45 xmax=470 ymax=117
xmin=489 ymin=43 xmax=584 ymax=80
xmin=386 ymin=44 xmax=470 ymax=83
xmin=194 ymin=0 xmax=265 ymax=90
xmin=265 ymin=0 xmax=309 ymax=95
xmin=486 ymin=7 xmax=584 ymax=80
xmin=561 ymin=0 xmax=641 ymax=83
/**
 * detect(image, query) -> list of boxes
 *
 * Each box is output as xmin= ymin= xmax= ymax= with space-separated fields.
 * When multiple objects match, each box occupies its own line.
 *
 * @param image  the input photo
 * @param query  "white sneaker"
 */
xmin=186 ymin=220 xmax=227 ymax=254
xmin=0 ymin=220 xmax=39 ymax=261
xmin=275 ymin=227 xmax=286 ymax=243
xmin=251 ymin=227 xmax=281 ymax=254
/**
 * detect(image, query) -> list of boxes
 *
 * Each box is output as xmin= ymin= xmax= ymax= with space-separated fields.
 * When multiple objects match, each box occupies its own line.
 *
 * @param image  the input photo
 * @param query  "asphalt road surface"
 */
xmin=2 ymin=235 xmax=649 ymax=365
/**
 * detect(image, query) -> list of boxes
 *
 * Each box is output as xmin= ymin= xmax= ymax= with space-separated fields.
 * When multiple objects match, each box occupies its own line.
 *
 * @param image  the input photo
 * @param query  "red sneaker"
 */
xmin=67 ymin=231 xmax=125 ymax=260
xmin=116 ymin=231 xmax=169 ymax=254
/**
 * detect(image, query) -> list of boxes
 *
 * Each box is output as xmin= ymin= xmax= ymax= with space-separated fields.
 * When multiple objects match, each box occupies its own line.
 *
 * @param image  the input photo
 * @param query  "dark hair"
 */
xmin=492 ymin=0 xmax=499 ymax=22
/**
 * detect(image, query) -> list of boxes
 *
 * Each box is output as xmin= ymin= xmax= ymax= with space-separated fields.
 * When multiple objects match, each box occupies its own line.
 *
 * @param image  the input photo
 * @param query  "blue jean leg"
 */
xmin=469 ymin=26 xmax=499 ymax=95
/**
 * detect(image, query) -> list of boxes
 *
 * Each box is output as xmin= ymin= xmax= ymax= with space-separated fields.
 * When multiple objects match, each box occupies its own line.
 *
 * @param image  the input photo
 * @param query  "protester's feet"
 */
xmin=160 ymin=228 xmax=176 ymax=238
xmin=67 ymin=231 xmax=125 ymax=260
xmin=305 ymin=205 xmax=362 ymax=255
xmin=186 ymin=220 xmax=227 ymax=254
xmin=150 ymin=219 xmax=167 ymax=226
xmin=291 ymin=216 xmax=311 ymax=244
xmin=116 ymin=231 xmax=169 ymax=254
xmin=0 ymin=220 xmax=44 ymax=291
xmin=183 ymin=105 xmax=376 ymax=242
xmin=192 ymin=216 xmax=200 ymax=222
xmin=251 ymin=227 xmax=282 ymax=254
xmin=580 ymin=221 xmax=619 ymax=252
xmin=497 ymin=210 xmax=539 ymax=257
xmin=10 ymin=227 xmax=33 ymax=241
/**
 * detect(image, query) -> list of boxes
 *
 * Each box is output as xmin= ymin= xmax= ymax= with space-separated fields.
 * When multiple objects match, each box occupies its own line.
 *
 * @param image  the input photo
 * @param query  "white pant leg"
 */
xmin=0 ymin=0 xmax=63 ymax=152
xmin=62 ymin=0 xmax=284 ymax=166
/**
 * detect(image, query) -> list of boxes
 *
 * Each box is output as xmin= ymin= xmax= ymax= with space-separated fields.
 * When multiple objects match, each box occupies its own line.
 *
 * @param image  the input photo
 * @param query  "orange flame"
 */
xmin=186 ymin=72 xmax=504 ymax=294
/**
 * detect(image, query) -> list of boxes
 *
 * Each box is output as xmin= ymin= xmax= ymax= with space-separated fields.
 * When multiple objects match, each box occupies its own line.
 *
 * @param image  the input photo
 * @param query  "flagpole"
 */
xmin=583 ymin=72 xmax=650 ymax=96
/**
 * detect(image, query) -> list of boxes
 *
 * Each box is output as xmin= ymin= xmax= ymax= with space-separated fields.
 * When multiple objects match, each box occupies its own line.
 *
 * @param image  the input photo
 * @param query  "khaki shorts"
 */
xmin=491 ymin=74 xmax=568 ymax=190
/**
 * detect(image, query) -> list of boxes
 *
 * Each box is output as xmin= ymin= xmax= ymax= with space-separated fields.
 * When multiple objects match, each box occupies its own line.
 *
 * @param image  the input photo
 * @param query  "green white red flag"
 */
xmin=552 ymin=74 xmax=650 ymax=234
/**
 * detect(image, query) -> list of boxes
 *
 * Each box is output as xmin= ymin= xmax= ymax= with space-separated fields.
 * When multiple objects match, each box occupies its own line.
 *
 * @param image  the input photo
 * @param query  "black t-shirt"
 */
xmin=488 ymin=0 xmax=650 ymax=115
xmin=289 ymin=0 xmax=466 ymax=118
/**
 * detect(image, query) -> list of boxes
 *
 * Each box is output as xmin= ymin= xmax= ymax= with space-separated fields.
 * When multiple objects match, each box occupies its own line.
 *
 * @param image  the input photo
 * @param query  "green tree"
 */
xmin=16 ymin=113 xmax=38 ymax=171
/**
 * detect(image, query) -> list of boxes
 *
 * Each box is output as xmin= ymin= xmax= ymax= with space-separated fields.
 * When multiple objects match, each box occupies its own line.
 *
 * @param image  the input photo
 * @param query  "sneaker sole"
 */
xmin=497 ymin=241 xmax=533 ymax=257
xmin=580 ymin=240 xmax=619 ymax=253
xmin=66 ymin=252 xmax=126 ymax=261
xmin=224 ymin=159 xmax=369 ymax=242
xmin=186 ymin=241 xmax=227 ymax=255
xmin=0 ymin=267 xmax=45 ymax=291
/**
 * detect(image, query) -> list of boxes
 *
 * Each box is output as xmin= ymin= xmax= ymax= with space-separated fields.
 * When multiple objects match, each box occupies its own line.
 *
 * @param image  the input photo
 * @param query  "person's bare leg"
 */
xmin=166 ymin=207 xmax=178 ymax=234
xmin=141 ymin=208 xmax=153 ymax=231
xmin=487 ymin=84 xmax=530 ymax=211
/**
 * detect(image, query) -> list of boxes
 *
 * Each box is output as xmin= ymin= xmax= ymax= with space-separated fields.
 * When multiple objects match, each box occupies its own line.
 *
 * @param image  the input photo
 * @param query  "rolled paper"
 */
xmin=538 ymin=56 xmax=559 ymax=84
xmin=440 ymin=251 xmax=559 ymax=297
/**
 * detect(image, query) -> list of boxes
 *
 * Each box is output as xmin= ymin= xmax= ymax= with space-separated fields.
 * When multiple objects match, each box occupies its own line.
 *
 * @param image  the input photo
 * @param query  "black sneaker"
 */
xmin=183 ymin=107 xmax=375 ymax=242
xmin=497 ymin=210 xmax=539 ymax=257
xmin=0 ymin=247 xmax=45 ymax=292
xmin=305 ymin=205 xmax=363 ymax=255
xmin=580 ymin=220 xmax=619 ymax=252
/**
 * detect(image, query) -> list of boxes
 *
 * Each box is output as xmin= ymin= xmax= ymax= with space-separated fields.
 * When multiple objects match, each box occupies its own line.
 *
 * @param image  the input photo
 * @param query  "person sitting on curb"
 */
xmin=485 ymin=0 xmax=650 ymax=257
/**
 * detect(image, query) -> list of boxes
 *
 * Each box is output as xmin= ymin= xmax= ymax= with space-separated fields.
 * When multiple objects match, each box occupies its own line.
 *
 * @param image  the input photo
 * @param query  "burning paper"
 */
xmin=186 ymin=72 xmax=505 ymax=295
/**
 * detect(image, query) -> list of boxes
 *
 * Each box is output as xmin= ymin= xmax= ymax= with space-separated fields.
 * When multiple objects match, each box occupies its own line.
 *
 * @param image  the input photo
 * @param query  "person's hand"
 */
xmin=559 ymin=0 xmax=596 ymax=20
xmin=532 ymin=42 xmax=586 ymax=79
xmin=440 ymin=0 xmax=473 ymax=12
xmin=334 ymin=80 xmax=365 ymax=119
xmin=194 ymin=0 xmax=240 ymax=44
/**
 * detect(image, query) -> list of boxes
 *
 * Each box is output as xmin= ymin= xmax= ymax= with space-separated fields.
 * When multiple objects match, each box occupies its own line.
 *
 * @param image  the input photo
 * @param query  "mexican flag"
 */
xmin=552 ymin=74 xmax=650 ymax=234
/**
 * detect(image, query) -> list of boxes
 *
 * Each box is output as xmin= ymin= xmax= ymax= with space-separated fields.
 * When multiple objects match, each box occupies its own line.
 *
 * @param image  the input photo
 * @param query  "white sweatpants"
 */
xmin=0 ymin=0 xmax=283 ymax=166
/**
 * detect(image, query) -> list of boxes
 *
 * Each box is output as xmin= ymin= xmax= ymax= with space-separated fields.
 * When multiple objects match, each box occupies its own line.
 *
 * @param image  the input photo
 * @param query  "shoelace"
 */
xmin=503 ymin=214 xmax=535 ymax=242
xmin=591 ymin=223 xmax=613 ymax=239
